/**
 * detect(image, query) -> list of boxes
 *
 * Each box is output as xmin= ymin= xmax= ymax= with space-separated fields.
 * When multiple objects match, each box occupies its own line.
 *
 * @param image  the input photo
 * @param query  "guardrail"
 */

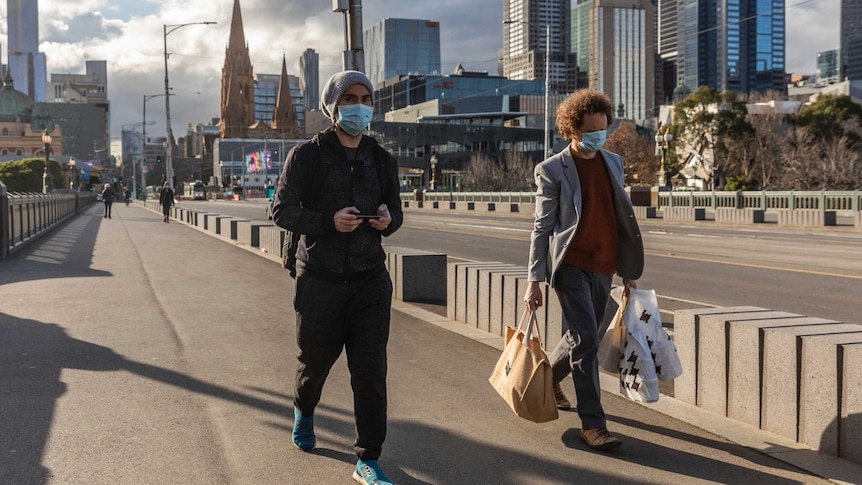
xmin=0 ymin=182 xmax=97 ymax=259
xmin=658 ymin=190 xmax=862 ymax=215
xmin=400 ymin=190 xmax=862 ymax=216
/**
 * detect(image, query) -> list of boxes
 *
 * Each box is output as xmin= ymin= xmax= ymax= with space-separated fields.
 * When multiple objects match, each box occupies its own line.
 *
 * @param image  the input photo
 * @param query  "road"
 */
xmin=181 ymin=200 xmax=862 ymax=326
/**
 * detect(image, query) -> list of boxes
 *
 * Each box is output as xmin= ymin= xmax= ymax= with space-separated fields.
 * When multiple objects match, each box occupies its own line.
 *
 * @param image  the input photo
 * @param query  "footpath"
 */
xmin=0 ymin=202 xmax=860 ymax=485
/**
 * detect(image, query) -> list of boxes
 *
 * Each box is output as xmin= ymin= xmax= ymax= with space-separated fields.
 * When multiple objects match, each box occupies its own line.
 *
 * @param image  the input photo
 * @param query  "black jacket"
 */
xmin=272 ymin=129 xmax=403 ymax=277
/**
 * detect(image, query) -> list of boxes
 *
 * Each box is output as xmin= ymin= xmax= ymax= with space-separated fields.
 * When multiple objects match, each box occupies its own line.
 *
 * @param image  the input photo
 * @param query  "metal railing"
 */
xmin=1 ymin=182 xmax=97 ymax=259
xmin=656 ymin=190 xmax=861 ymax=215
xmin=400 ymin=189 xmax=862 ymax=216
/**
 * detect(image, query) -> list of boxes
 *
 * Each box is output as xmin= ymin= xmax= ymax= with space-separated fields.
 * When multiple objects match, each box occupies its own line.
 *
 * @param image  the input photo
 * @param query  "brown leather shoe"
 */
xmin=553 ymin=382 xmax=571 ymax=410
xmin=579 ymin=428 xmax=622 ymax=451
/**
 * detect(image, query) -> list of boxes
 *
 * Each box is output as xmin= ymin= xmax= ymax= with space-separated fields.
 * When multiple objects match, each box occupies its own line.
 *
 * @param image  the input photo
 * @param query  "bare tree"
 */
xmin=462 ymin=150 xmax=538 ymax=191
xmin=777 ymin=127 xmax=860 ymax=190
xmin=605 ymin=121 xmax=660 ymax=186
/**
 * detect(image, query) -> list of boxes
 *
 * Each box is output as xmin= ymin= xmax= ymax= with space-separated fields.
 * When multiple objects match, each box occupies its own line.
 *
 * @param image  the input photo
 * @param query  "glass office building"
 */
xmin=364 ymin=18 xmax=442 ymax=87
xmin=373 ymin=71 xmax=546 ymax=115
xmin=842 ymin=0 xmax=862 ymax=81
xmin=254 ymin=73 xmax=304 ymax=129
xmin=678 ymin=0 xmax=785 ymax=94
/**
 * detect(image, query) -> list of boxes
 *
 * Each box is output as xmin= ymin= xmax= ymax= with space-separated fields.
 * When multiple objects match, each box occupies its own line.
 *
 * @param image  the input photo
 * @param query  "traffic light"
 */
xmin=156 ymin=155 xmax=162 ymax=164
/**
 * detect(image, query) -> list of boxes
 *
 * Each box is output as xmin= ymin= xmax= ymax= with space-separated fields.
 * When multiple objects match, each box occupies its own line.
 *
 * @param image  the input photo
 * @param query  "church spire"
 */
xmin=220 ymin=0 xmax=255 ymax=139
xmin=271 ymin=54 xmax=300 ymax=138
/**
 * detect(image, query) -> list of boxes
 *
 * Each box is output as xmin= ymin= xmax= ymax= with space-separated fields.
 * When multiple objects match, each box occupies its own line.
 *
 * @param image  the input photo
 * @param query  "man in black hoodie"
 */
xmin=272 ymin=70 xmax=402 ymax=485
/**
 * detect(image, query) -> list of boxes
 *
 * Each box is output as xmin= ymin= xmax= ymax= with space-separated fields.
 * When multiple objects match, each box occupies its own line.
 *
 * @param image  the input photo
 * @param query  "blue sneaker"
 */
xmin=292 ymin=408 xmax=315 ymax=451
xmin=353 ymin=459 xmax=394 ymax=485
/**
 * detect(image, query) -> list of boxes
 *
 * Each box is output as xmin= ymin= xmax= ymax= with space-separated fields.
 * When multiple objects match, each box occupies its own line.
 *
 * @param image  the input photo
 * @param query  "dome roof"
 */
xmin=0 ymin=72 xmax=34 ymax=122
xmin=673 ymin=83 xmax=692 ymax=97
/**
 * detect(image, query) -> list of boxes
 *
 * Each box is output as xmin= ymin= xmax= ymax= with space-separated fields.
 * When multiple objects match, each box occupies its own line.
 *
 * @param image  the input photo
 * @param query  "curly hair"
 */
xmin=556 ymin=89 xmax=614 ymax=139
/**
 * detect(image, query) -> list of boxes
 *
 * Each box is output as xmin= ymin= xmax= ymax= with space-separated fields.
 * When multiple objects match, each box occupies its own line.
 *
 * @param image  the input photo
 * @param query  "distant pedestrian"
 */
xmin=271 ymin=70 xmax=403 ymax=485
xmin=102 ymin=183 xmax=115 ymax=218
xmin=523 ymin=88 xmax=644 ymax=451
xmin=124 ymin=186 xmax=132 ymax=206
xmin=159 ymin=182 xmax=174 ymax=223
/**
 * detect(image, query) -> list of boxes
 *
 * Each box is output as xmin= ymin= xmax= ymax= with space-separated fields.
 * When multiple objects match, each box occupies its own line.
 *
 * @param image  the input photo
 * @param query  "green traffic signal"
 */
xmin=156 ymin=156 xmax=162 ymax=164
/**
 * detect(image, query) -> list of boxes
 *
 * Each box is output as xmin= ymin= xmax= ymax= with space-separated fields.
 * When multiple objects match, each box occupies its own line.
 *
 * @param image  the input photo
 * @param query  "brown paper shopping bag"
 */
xmin=488 ymin=309 xmax=559 ymax=423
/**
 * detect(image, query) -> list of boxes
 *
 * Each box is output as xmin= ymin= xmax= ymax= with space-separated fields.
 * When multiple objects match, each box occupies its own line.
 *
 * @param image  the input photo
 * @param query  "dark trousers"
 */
xmin=104 ymin=201 xmax=112 ymax=217
xmin=293 ymin=265 xmax=392 ymax=461
xmin=547 ymin=266 xmax=612 ymax=430
xmin=162 ymin=206 xmax=170 ymax=222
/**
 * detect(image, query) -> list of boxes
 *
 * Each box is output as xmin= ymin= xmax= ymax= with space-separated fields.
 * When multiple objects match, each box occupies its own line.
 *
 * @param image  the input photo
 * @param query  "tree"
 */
xmin=778 ymin=124 xmax=862 ymax=190
xmin=605 ymin=121 xmax=660 ymax=186
xmin=795 ymin=94 xmax=862 ymax=149
xmin=0 ymin=158 xmax=64 ymax=192
xmin=741 ymin=91 xmax=800 ymax=189
xmin=462 ymin=150 xmax=536 ymax=191
xmin=672 ymin=87 xmax=753 ymax=189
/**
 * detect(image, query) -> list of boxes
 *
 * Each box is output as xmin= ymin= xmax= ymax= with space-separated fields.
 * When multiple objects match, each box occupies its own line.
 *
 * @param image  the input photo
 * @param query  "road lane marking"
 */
xmin=646 ymin=251 xmax=862 ymax=280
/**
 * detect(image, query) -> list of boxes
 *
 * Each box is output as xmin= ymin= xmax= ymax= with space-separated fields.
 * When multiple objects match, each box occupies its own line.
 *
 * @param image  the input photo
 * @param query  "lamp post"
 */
xmin=164 ymin=21 xmax=216 ymax=191
xmin=41 ymin=129 xmax=53 ymax=193
xmin=503 ymin=20 xmax=551 ymax=158
xmin=654 ymin=130 xmax=673 ymax=187
xmin=429 ymin=154 xmax=437 ymax=190
xmin=69 ymin=159 xmax=76 ymax=190
xmin=143 ymin=94 xmax=170 ymax=199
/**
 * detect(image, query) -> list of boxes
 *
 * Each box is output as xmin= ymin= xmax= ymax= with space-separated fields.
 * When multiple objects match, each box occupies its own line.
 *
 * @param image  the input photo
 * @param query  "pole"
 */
xmin=42 ymin=144 xmax=49 ymax=193
xmin=163 ymin=24 xmax=174 ymax=190
xmin=162 ymin=22 xmax=216 ymax=191
xmin=347 ymin=0 xmax=365 ymax=73
xmin=544 ymin=24 xmax=550 ymax=159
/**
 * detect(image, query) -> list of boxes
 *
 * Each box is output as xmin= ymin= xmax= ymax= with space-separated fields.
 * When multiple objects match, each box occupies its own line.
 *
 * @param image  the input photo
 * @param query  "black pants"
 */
xmin=293 ymin=265 xmax=392 ymax=461
xmin=104 ymin=202 xmax=112 ymax=217
xmin=162 ymin=206 xmax=170 ymax=222
xmin=547 ymin=266 xmax=612 ymax=430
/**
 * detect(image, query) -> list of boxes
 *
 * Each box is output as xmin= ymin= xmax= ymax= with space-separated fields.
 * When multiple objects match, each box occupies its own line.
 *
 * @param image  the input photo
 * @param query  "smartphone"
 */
xmin=355 ymin=214 xmax=381 ymax=220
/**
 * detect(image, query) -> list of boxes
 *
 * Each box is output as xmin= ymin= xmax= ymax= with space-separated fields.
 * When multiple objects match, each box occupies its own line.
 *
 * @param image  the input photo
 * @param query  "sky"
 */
xmin=0 ymin=0 xmax=842 ymax=154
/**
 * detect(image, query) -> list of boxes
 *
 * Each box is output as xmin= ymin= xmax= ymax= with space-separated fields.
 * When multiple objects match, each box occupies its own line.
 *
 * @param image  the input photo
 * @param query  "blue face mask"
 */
xmin=578 ymin=130 xmax=607 ymax=153
xmin=337 ymin=103 xmax=373 ymax=136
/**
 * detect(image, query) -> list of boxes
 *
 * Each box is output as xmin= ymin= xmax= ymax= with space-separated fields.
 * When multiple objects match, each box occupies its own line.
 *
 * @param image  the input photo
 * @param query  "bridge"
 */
xmin=1 ymin=194 xmax=861 ymax=483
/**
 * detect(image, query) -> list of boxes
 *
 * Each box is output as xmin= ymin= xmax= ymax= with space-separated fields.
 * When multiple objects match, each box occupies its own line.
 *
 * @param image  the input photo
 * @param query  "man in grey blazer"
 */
xmin=524 ymin=89 xmax=644 ymax=451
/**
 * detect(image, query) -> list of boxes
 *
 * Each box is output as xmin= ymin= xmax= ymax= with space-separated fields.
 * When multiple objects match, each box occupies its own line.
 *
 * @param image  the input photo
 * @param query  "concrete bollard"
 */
xmin=761 ymin=323 xmax=862 ymax=441
xmin=841 ymin=343 xmax=862 ymax=464
xmin=698 ymin=311 xmax=801 ymax=416
xmin=727 ymin=317 xmax=839 ymax=427
xmin=673 ymin=306 xmax=769 ymax=406
xmin=798 ymin=332 xmax=862 ymax=455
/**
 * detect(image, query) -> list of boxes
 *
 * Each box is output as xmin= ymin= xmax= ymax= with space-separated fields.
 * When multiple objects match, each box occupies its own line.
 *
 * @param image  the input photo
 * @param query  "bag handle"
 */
xmin=517 ymin=308 xmax=544 ymax=346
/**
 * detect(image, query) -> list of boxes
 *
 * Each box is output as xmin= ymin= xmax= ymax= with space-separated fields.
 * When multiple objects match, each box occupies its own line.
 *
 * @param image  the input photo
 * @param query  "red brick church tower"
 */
xmin=220 ymin=0 xmax=255 ymax=139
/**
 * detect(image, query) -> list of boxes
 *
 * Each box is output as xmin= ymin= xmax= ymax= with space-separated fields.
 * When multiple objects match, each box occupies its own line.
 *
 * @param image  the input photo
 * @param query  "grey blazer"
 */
xmin=527 ymin=144 xmax=644 ymax=287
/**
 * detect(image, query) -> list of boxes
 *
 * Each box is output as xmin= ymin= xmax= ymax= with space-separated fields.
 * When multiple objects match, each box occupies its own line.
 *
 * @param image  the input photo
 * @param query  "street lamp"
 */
xmin=164 ymin=21 xmax=216 ymax=191
xmin=654 ymin=130 xmax=673 ymax=187
xmin=69 ymin=159 xmax=76 ymax=190
xmin=143 ymin=93 xmax=170 ymax=199
xmin=429 ymin=153 xmax=437 ymax=190
xmin=503 ymin=20 xmax=551 ymax=158
xmin=41 ymin=129 xmax=53 ymax=193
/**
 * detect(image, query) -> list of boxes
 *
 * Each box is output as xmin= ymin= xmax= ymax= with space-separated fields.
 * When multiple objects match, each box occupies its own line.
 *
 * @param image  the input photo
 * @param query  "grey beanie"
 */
xmin=320 ymin=70 xmax=374 ymax=123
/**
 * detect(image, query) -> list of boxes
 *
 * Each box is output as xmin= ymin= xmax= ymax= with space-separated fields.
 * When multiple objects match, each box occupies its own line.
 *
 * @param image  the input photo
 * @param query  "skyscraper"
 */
xmin=300 ymin=48 xmax=320 ymax=112
xmin=841 ymin=0 xmax=862 ymax=81
xmin=677 ymin=0 xmax=785 ymax=95
xmin=364 ymin=18 xmax=441 ymax=87
xmin=504 ymin=0 xmax=577 ymax=95
xmin=817 ymin=50 xmax=840 ymax=85
xmin=7 ymin=0 xmax=47 ymax=101
xmin=571 ymin=0 xmax=656 ymax=120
